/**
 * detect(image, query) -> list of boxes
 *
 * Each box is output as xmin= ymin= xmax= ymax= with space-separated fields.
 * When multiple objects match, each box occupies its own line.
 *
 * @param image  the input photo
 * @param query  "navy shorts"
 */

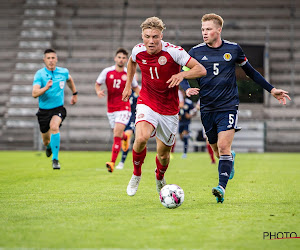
xmin=125 ymin=112 xmax=136 ymax=132
xmin=201 ymin=109 xmax=239 ymax=144
xmin=178 ymin=121 xmax=190 ymax=134
xmin=36 ymin=106 xmax=66 ymax=133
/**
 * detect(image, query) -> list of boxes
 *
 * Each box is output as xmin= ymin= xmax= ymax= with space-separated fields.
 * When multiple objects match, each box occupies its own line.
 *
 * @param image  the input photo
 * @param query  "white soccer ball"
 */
xmin=159 ymin=184 xmax=184 ymax=209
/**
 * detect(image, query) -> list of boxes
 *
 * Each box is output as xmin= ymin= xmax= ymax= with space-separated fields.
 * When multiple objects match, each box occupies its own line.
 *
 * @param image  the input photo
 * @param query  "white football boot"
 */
xmin=155 ymin=171 xmax=166 ymax=194
xmin=116 ymin=162 xmax=124 ymax=170
xmin=127 ymin=174 xmax=141 ymax=196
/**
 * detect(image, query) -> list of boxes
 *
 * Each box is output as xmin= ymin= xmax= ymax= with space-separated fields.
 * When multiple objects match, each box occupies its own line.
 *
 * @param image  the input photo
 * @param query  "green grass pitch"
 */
xmin=0 ymin=151 xmax=299 ymax=249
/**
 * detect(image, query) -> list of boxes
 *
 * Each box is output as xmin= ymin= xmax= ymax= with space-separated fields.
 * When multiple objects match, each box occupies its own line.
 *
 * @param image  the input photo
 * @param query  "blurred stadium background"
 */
xmin=0 ymin=0 xmax=299 ymax=152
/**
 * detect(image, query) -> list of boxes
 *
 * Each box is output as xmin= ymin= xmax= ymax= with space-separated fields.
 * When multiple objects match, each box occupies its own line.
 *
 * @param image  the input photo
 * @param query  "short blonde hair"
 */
xmin=140 ymin=16 xmax=166 ymax=32
xmin=201 ymin=13 xmax=224 ymax=28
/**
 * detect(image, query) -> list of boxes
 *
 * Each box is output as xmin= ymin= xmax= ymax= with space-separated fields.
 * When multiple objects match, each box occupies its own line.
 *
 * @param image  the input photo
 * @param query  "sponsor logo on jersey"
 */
xmin=59 ymin=81 xmax=65 ymax=89
xmin=121 ymin=74 xmax=127 ymax=81
xmin=223 ymin=53 xmax=232 ymax=61
xmin=158 ymin=56 xmax=167 ymax=65
xmin=201 ymin=56 xmax=208 ymax=60
xmin=142 ymin=59 xmax=147 ymax=64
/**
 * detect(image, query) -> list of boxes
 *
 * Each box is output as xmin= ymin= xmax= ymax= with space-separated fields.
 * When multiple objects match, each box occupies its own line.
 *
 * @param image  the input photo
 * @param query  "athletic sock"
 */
xmin=111 ymin=137 xmax=122 ymax=163
xmin=207 ymin=144 xmax=215 ymax=163
xmin=155 ymin=155 xmax=169 ymax=180
xmin=218 ymin=155 xmax=233 ymax=189
xmin=132 ymin=147 xmax=147 ymax=176
xmin=121 ymin=149 xmax=129 ymax=163
xmin=46 ymin=143 xmax=51 ymax=149
xmin=183 ymin=135 xmax=189 ymax=154
xmin=51 ymin=133 xmax=60 ymax=160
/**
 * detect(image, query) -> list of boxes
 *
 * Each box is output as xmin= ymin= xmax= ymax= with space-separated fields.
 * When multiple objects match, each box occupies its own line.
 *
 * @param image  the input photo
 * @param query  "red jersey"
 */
xmin=131 ymin=41 xmax=191 ymax=115
xmin=96 ymin=65 xmax=138 ymax=113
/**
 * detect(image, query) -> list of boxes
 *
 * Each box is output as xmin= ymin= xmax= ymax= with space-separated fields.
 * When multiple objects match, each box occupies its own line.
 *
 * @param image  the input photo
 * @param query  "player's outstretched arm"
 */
xmin=270 ymin=88 xmax=291 ymax=105
xmin=122 ymin=57 xmax=137 ymax=102
xmin=241 ymin=61 xmax=291 ymax=105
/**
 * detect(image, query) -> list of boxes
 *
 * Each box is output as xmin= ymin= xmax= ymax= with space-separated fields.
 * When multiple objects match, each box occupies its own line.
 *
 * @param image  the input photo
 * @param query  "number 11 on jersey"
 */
xmin=149 ymin=67 xmax=159 ymax=79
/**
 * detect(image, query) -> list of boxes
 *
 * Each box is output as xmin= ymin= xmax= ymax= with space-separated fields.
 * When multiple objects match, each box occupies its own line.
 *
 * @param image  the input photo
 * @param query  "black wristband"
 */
xmin=72 ymin=91 xmax=78 ymax=96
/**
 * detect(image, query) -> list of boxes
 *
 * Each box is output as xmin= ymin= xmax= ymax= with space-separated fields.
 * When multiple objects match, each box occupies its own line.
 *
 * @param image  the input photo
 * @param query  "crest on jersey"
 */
xmin=223 ymin=53 xmax=232 ymax=61
xmin=158 ymin=56 xmax=167 ymax=65
xmin=59 ymin=81 xmax=65 ymax=89
xmin=121 ymin=74 xmax=127 ymax=81
xmin=138 ymin=114 xmax=144 ymax=119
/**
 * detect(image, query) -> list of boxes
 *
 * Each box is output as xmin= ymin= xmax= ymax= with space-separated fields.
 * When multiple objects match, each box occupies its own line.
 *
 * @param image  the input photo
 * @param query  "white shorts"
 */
xmin=107 ymin=110 xmax=131 ymax=129
xmin=135 ymin=104 xmax=178 ymax=146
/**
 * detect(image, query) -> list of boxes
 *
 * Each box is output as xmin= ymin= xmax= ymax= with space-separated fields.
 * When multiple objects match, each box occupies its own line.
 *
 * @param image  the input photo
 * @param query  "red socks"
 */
xmin=206 ymin=143 xmax=215 ymax=163
xmin=155 ymin=156 xmax=169 ymax=180
xmin=132 ymin=147 xmax=147 ymax=176
xmin=122 ymin=132 xmax=127 ymax=141
xmin=111 ymin=137 xmax=122 ymax=163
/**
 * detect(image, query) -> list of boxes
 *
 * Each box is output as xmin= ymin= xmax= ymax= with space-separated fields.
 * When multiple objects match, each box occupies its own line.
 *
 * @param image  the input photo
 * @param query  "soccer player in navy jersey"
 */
xmin=180 ymin=13 xmax=291 ymax=203
xmin=32 ymin=49 xmax=78 ymax=170
xmin=178 ymin=89 xmax=197 ymax=159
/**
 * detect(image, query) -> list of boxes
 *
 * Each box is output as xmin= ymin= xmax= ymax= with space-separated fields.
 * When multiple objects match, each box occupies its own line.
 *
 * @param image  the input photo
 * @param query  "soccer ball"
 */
xmin=159 ymin=184 xmax=184 ymax=209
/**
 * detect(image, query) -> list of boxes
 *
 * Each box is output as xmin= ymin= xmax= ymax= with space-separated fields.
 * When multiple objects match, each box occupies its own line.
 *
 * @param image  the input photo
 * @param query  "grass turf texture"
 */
xmin=0 ymin=151 xmax=299 ymax=250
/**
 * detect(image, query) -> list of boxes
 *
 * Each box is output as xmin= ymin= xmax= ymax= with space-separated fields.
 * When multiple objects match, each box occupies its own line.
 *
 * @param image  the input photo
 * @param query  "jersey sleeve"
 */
xmin=65 ymin=68 xmax=70 ymax=80
xmin=131 ymin=43 xmax=144 ymax=62
xmin=33 ymin=70 xmax=42 ymax=86
xmin=96 ymin=68 xmax=109 ymax=85
xmin=236 ymin=44 xmax=248 ymax=66
xmin=169 ymin=47 xmax=191 ymax=66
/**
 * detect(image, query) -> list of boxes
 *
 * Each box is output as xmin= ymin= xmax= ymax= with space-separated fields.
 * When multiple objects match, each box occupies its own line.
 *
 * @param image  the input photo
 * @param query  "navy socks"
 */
xmin=218 ymin=154 xmax=233 ymax=189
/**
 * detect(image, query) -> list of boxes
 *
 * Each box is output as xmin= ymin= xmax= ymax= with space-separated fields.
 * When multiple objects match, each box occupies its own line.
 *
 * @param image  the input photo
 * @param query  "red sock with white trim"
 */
xmin=155 ymin=156 xmax=169 ymax=180
xmin=111 ymin=137 xmax=122 ymax=163
xmin=132 ymin=147 xmax=147 ymax=176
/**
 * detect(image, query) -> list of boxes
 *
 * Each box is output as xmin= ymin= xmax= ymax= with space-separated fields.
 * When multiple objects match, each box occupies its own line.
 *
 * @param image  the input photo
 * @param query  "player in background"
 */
xmin=194 ymin=99 xmax=216 ymax=164
xmin=95 ymin=48 xmax=140 ymax=173
xmin=115 ymin=91 xmax=139 ymax=170
xmin=181 ymin=13 xmax=291 ymax=203
xmin=178 ymin=89 xmax=197 ymax=158
xmin=202 ymin=127 xmax=216 ymax=164
xmin=32 ymin=49 xmax=78 ymax=170
xmin=122 ymin=16 xmax=207 ymax=196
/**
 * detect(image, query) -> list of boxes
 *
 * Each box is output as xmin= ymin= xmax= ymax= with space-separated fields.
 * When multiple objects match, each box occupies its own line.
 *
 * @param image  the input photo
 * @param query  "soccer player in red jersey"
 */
xmin=122 ymin=17 xmax=207 ymax=196
xmin=95 ymin=48 xmax=140 ymax=173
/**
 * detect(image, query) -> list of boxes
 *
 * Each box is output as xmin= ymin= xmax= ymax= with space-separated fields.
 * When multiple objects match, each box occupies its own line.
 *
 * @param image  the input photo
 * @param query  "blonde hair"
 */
xmin=201 ymin=13 xmax=224 ymax=28
xmin=140 ymin=16 xmax=166 ymax=32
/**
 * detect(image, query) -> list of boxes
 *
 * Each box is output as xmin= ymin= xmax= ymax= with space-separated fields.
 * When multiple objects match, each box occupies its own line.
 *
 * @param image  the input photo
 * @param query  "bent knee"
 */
xmin=135 ymin=136 xmax=149 ymax=147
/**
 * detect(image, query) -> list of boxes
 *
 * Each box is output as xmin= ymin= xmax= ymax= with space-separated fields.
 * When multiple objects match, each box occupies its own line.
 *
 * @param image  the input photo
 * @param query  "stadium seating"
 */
xmin=0 ymin=0 xmax=299 ymax=152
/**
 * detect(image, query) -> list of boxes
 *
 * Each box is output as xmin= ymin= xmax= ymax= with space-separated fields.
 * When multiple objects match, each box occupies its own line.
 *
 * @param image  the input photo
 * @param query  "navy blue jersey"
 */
xmin=187 ymin=40 xmax=247 ymax=112
xmin=179 ymin=98 xmax=194 ymax=124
